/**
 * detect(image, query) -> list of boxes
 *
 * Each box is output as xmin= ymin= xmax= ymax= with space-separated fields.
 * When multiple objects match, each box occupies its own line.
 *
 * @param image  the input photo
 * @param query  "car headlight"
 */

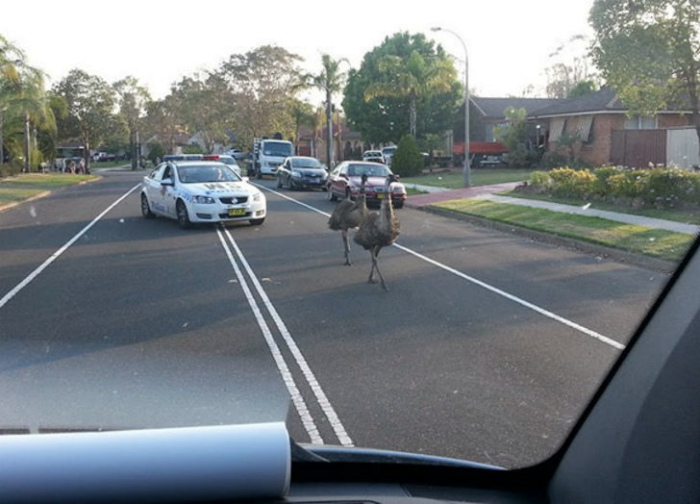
xmin=192 ymin=195 xmax=215 ymax=204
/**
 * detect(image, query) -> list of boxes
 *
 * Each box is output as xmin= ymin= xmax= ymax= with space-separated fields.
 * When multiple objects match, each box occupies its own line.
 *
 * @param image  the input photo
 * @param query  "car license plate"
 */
xmin=377 ymin=193 xmax=385 ymax=199
xmin=228 ymin=208 xmax=246 ymax=217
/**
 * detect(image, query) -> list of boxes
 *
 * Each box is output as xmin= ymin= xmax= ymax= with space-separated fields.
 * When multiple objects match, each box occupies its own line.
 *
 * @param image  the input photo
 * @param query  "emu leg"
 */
xmin=373 ymin=252 xmax=389 ymax=292
xmin=367 ymin=251 xmax=377 ymax=283
xmin=342 ymin=230 xmax=352 ymax=266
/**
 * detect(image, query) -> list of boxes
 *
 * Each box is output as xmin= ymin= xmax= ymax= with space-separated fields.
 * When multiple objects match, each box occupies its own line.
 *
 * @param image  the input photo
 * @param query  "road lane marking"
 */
xmin=392 ymin=244 xmax=625 ymax=350
xmin=257 ymin=185 xmax=626 ymax=351
xmin=222 ymin=226 xmax=354 ymax=447
xmin=0 ymin=184 xmax=140 ymax=311
xmin=215 ymin=229 xmax=324 ymax=445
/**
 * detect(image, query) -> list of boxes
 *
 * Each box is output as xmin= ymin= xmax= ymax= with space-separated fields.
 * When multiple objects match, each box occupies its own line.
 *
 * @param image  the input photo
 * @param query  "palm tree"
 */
xmin=310 ymin=54 xmax=348 ymax=167
xmin=0 ymin=37 xmax=53 ymax=171
xmin=364 ymin=50 xmax=456 ymax=138
xmin=0 ymin=35 xmax=25 ymax=166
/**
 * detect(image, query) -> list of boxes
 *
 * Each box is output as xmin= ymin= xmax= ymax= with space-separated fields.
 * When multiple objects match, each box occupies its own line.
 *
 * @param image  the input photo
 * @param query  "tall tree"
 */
xmin=545 ymin=35 xmax=599 ymax=99
xmin=343 ymin=32 xmax=461 ymax=144
xmin=53 ymin=69 xmax=125 ymax=169
xmin=169 ymin=72 xmax=233 ymax=153
xmin=216 ymin=45 xmax=305 ymax=149
xmin=143 ymin=95 xmax=180 ymax=154
xmin=309 ymin=54 xmax=348 ymax=166
xmin=290 ymin=98 xmax=316 ymax=154
xmin=0 ymin=36 xmax=54 ymax=171
xmin=590 ymin=0 xmax=700 ymax=147
xmin=113 ymin=76 xmax=151 ymax=169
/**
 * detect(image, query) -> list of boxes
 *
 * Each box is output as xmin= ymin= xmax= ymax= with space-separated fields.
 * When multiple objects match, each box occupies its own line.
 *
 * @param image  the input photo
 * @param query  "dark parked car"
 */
xmin=326 ymin=161 xmax=406 ymax=208
xmin=276 ymin=156 xmax=328 ymax=190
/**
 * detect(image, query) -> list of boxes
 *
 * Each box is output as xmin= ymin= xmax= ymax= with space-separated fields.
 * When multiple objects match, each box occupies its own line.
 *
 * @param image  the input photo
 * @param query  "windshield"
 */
xmin=347 ymin=163 xmax=392 ymax=177
xmin=178 ymin=164 xmax=241 ymax=183
xmin=262 ymin=141 xmax=293 ymax=157
xmin=1 ymin=0 xmax=698 ymax=474
xmin=292 ymin=158 xmax=321 ymax=169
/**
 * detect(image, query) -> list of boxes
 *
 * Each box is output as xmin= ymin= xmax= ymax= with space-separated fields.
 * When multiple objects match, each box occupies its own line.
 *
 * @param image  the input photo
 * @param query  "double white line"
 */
xmin=215 ymin=226 xmax=353 ymax=447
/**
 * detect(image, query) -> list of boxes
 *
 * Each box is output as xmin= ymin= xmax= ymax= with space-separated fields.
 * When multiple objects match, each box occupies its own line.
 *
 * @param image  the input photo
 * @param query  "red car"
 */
xmin=326 ymin=161 xmax=406 ymax=208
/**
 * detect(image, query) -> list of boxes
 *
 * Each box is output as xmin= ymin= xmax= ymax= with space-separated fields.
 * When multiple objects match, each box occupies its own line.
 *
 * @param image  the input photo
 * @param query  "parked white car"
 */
xmin=140 ymin=161 xmax=266 ymax=228
xmin=381 ymin=145 xmax=397 ymax=167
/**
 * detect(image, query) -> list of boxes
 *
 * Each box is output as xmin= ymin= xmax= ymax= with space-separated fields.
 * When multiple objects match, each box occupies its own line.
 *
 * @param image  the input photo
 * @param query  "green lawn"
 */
xmin=401 ymin=169 xmax=534 ymax=188
xmin=503 ymin=190 xmax=700 ymax=225
xmin=0 ymin=173 xmax=99 ymax=207
xmin=433 ymin=198 xmax=694 ymax=263
xmin=0 ymin=187 xmax=47 ymax=205
xmin=91 ymin=160 xmax=131 ymax=169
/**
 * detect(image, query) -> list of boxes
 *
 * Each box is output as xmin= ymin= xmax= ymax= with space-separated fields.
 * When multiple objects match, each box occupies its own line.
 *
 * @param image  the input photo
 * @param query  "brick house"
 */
xmin=527 ymin=87 xmax=694 ymax=167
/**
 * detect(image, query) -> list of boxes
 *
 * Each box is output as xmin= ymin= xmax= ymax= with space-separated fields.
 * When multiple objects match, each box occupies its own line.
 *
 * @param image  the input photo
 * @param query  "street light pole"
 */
xmin=431 ymin=27 xmax=470 ymax=187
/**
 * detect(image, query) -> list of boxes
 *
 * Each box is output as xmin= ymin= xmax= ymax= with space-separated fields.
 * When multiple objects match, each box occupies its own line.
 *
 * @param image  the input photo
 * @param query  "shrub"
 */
xmin=391 ymin=135 xmax=424 ymax=177
xmin=540 ymin=151 xmax=569 ymax=169
xmin=147 ymin=142 xmax=166 ymax=165
xmin=529 ymin=171 xmax=552 ymax=189
xmin=549 ymin=168 xmax=597 ymax=199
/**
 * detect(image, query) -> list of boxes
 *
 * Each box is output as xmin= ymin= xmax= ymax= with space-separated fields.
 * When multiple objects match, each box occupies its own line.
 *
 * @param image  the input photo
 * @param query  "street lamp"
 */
xmin=431 ymin=27 xmax=470 ymax=187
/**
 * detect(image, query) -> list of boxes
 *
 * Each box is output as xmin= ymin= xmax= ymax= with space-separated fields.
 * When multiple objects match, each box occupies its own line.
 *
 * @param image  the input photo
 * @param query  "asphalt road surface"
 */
xmin=0 ymin=170 xmax=671 ymax=468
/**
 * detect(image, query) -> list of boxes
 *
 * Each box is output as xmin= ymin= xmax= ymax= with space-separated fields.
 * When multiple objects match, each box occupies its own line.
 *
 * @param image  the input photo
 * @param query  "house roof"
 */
xmin=528 ymin=86 xmax=693 ymax=118
xmin=527 ymin=87 xmax=625 ymax=118
xmin=470 ymin=97 xmax=565 ymax=120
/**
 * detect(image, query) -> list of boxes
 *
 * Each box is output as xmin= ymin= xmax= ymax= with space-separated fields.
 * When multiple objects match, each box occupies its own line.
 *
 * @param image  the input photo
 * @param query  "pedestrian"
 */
xmin=68 ymin=160 xmax=76 ymax=174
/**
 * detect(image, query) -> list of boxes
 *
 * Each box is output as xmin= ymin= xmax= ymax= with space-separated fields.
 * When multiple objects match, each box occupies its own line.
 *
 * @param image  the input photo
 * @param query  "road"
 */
xmin=0 ymin=170 xmax=669 ymax=468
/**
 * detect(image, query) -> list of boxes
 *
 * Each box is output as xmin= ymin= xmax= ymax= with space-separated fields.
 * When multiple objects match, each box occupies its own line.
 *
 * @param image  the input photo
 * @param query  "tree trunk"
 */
xmin=0 ymin=112 xmax=4 ymax=165
xmin=325 ymin=89 xmax=333 ymax=167
xmin=23 ymin=113 xmax=30 ymax=173
xmin=409 ymin=95 xmax=417 ymax=138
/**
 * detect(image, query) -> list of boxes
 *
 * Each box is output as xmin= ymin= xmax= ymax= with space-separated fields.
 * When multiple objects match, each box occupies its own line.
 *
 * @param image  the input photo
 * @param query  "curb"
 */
xmin=417 ymin=205 xmax=677 ymax=274
xmin=0 ymin=175 xmax=102 ymax=214
xmin=0 ymin=190 xmax=52 ymax=214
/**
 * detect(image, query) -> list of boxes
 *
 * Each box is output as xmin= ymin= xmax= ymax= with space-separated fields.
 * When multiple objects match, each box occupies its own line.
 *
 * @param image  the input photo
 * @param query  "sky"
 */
xmin=1 ymin=0 xmax=596 ymax=102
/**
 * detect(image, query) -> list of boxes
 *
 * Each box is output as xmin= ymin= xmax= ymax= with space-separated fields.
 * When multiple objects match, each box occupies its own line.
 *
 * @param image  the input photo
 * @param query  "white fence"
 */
xmin=667 ymin=128 xmax=700 ymax=169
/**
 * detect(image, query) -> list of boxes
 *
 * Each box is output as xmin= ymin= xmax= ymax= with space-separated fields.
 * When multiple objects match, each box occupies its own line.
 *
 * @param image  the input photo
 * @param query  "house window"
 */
xmin=624 ymin=114 xmax=657 ymax=130
xmin=549 ymin=118 xmax=566 ymax=142
xmin=484 ymin=124 xmax=495 ymax=142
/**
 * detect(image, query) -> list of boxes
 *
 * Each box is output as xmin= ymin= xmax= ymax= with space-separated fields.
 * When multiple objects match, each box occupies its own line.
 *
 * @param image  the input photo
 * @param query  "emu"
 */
xmin=328 ymin=174 xmax=368 ymax=265
xmin=353 ymin=174 xmax=400 ymax=291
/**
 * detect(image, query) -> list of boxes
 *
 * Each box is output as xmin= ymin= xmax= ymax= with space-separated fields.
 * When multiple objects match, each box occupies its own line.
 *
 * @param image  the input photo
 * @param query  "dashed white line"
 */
xmin=0 ymin=184 xmax=140 ymax=311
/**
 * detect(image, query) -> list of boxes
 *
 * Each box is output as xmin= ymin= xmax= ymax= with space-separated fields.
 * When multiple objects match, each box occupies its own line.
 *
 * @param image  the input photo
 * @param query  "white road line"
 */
xmin=0 ymin=184 xmax=141 ymax=311
xmin=258 ymin=185 xmax=626 ymax=351
xmin=215 ymin=229 xmax=324 ymax=445
xmin=393 ymin=244 xmax=625 ymax=350
xmin=223 ymin=227 xmax=354 ymax=447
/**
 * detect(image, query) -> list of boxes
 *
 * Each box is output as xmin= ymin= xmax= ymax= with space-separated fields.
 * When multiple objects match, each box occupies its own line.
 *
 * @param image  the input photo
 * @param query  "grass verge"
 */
xmin=0 ymin=188 xmax=47 ymax=205
xmin=433 ymin=198 xmax=694 ymax=263
xmin=402 ymin=169 xmax=533 ymax=189
xmin=504 ymin=190 xmax=700 ymax=225
xmin=0 ymin=173 xmax=99 ymax=208
xmin=1 ymin=173 xmax=98 ymax=188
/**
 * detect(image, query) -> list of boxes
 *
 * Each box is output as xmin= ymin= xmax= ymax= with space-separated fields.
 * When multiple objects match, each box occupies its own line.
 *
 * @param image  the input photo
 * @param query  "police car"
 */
xmin=141 ymin=161 xmax=266 ymax=228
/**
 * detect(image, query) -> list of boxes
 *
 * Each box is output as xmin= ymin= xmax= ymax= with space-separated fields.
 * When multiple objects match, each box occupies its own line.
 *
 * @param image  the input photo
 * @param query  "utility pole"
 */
xmin=431 ymin=27 xmax=471 ymax=187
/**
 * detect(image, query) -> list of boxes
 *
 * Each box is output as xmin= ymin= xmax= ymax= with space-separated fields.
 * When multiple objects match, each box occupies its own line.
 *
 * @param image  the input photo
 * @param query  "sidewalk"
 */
xmin=404 ymin=182 xmax=699 ymax=235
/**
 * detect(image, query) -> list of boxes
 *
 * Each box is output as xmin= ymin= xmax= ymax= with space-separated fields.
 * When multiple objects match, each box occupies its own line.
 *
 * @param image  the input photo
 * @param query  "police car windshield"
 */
xmin=177 ymin=164 xmax=241 ymax=183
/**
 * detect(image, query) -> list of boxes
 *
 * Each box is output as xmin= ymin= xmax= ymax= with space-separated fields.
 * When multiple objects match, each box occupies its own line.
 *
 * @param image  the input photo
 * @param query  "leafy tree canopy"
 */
xmin=343 ymin=32 xmax=462 ymax=144
xmin=53 ymin=69 xmax=126 ymax=159
xmin=216 ymin=45 xmax=305 ymax=149
xmin=590 ymin=0 xmax=700 ymax=126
